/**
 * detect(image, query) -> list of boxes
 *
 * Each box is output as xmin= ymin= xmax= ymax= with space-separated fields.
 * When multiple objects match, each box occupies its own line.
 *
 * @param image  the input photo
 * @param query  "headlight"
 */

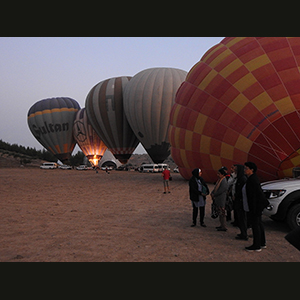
xmin=265 ymin=205 xmax=273 ymax=211
xmin=263 ymin=189 xmax=286 ymax=199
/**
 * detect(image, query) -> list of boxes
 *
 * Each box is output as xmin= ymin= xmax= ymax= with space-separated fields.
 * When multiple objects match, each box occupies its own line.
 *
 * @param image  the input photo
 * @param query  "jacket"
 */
xmin=211 ymin=178 xmax=228 ymax=207
xmin=189 ymin=171 xmax=209 ymax=202
xmin=235 ymin=165 xmax=247 ymax=202
xmin=245 ymin=173 xmax=269 ymax=215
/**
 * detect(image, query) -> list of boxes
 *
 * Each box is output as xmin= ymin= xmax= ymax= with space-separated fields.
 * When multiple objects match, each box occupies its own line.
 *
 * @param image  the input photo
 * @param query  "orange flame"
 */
xmin=88 ymin=154 xmax=101 ymax=167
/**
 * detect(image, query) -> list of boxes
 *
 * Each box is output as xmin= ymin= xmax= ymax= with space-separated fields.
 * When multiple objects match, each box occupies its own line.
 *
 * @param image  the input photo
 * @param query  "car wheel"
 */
xmin=287 ymin=203 xmax=300 ymax=230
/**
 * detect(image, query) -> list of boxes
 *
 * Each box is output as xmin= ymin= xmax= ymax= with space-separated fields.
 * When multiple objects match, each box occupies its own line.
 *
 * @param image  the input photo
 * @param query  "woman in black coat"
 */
xmin=189 ymin=169 xmax=209 ymax=227
xmin=234 ymin=164 xmax=248 ymax=240
xmin=244 ymin=162 xmax=269 ymax=252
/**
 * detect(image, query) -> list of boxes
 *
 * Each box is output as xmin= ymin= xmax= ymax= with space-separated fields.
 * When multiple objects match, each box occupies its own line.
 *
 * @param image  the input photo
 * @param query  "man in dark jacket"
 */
xmin=244 ymin=162 xmax=269 ymax=252
xmin=189 ymin=169 xmax=209 ymax=227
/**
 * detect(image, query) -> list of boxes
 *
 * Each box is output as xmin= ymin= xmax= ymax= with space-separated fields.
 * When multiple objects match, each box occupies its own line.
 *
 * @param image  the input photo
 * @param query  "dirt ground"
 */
xmin=1 ymin=168 xmax=300 ymax=262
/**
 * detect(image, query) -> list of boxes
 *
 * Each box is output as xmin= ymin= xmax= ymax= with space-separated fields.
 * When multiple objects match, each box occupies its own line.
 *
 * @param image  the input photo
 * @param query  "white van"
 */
xmin=139 ymin=164 xmax=159 ymax=173
xmin=157 ymin=164 xmax=170 ymax=172
xmin=40 ymin=162 xmax=58 ymax=169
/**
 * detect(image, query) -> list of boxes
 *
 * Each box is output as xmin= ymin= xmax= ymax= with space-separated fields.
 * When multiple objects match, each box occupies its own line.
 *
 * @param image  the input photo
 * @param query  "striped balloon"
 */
xmin=73 ymin=108 xmax=107 ymax=166
xmin=27 ymin=97 xmax=80 ymax=162
xmin=123 ymin=68 xmax=187 ymax=163
xmin=85 ymin=76 xmax=139 ymax=164
xmin=169 ymin=37 xmax=300 ymax=182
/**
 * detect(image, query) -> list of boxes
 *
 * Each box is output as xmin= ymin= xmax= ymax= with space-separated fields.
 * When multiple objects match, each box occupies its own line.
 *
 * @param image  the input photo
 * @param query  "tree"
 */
xmin=69 ymin=151 xmax=85 ymax=166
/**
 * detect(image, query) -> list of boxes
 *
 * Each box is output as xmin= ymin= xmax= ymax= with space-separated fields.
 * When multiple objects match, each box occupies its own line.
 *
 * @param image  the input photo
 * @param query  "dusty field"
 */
xmin=1 ymin=168 xmax=299 ymax=262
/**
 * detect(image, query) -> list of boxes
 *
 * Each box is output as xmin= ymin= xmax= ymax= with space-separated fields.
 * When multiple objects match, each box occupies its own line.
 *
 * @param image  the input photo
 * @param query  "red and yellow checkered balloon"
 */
xmin=169 ymin=37 xmax=300 ymax=182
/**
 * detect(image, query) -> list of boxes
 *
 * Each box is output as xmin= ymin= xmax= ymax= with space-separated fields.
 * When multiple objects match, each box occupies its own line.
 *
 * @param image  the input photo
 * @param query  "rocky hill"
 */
xmin=0 ymin=149 xmax=44 ymax=168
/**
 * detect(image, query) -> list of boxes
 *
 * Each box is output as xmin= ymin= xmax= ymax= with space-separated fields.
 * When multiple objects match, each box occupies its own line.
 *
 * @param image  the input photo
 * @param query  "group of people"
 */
xmin=189 ymin=162 xmax=269 ymax=252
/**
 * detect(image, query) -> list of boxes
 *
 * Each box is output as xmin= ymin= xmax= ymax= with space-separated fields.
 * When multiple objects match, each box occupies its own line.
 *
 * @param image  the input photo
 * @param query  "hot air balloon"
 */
xmin=123 ymin=67 xmax=187 ymax=163
xmin=27 ymin=97 xmax=80 ymax=162
xmin=169 ymin=37 xmax=300 ymax=182
xmin=73 ymin=108 xmax=108 ymax=166
xmin=85 ymin=76 xmax=139 ymax=164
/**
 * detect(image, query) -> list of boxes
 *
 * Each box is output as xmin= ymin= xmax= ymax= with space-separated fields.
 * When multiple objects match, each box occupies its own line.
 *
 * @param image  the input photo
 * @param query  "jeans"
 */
xmin=192 ymin=203 xmax=205 ymax=224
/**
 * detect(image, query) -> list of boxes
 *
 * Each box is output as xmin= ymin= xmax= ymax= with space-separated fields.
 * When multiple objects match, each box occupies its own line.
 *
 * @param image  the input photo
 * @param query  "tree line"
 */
xmin=0 ymin=139 xmax=85 ymax=166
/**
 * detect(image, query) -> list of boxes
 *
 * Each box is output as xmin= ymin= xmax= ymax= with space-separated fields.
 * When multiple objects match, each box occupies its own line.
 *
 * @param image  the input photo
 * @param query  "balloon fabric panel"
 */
xmin=169 ymin=37 xmax=300 ymax=182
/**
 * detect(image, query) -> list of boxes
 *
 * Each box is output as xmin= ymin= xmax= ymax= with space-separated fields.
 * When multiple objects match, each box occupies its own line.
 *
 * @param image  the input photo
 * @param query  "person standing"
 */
xmin=211 ymin=168 xmax=228 ymax=231
xmin=162 ymin=166 xmax=171 ymax=194
xmin=243 ymin=162 xmax=269 ymax=252
xmin=189 ymin=169 xmax=209 ymax=227
xmin=226 ymin=165 xmax=236 ymax=222
xmin=234 ymin=164 xmax=248 ymax=240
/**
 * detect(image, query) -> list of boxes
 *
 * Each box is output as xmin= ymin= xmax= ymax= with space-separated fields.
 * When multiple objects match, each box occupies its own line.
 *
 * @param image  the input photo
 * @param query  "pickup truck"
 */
xmin=262 ymin=177 xmax=300 ymax=229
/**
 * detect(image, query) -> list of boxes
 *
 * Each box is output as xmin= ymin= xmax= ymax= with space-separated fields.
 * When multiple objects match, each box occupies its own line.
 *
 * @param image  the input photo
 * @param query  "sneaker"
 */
xmin=261 ymin=245 xmax=267 ymax=249
xmin=245 ymin=245 xmax=262 ymax=252
xmin=200 ymin=223 xmax=207 ymax=227
xmin=190 ymin=223 xmax=196 ymax=227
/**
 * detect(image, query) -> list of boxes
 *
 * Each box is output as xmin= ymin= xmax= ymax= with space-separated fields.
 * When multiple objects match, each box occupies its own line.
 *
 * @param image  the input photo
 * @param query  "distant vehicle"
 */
xmin=116 ymin=166 xmax=128 ymax=171
xmin=59 ymin=164 xmax=72 ymax=170
xmin=76 ymin=165 xmax=89 ymax=170
xmin=174 ymin=166 xmax=179 ymax=173
xmin=101 ymin=166 xmax=113 ymax=171
xmin=157 ymin=164 xmax=170 ymax=172
xmin=139 ymin=164 xmax=159 ymax=173
xmin=40 ymin=162 xmax=58 ymax=169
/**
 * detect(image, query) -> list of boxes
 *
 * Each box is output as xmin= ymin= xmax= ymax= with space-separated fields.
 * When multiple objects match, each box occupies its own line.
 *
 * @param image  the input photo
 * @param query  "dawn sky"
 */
xmin=0 ymin=37 xmax=223 ymax=154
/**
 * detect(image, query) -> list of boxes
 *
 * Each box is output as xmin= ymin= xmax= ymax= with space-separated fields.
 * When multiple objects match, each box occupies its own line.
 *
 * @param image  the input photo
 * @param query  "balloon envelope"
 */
xmin=123 ymin=67 xmax=187 ymax=163
xmin=27 ymin=97 xmax=80 ymax=162
xmin=169 ymin=37 xmax=300 ymax=182
xmin=85 ymin=76 xmax=139 ymax=164
xmin=73 ymin=108 xmax=108 ymax=166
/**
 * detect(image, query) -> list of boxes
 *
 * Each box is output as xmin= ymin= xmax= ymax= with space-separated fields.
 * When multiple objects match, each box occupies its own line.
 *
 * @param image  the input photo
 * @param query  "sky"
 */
xmin=0 ymin=37 xmax=223 ymax=154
